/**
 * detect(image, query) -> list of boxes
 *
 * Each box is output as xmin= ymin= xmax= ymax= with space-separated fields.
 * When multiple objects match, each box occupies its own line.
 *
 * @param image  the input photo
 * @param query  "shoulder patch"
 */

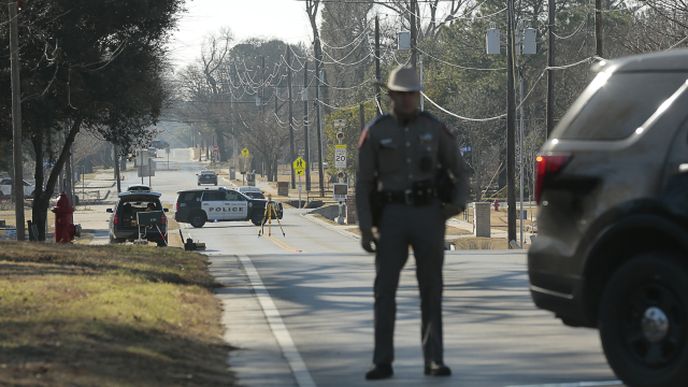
xmin=357 ymin=128 xmax=370 ymax=149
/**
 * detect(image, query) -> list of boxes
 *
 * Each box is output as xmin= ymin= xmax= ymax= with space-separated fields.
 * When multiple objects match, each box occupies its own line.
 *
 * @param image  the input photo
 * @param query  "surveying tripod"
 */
xmin=258 ymin=200 xmax=285 ymax=237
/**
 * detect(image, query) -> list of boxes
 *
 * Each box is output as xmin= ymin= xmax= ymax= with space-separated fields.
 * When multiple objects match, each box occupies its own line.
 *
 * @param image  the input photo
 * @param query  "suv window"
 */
xmin=226 ymin=190 xmax=246 ymax=201
xmin=202 ymin=191 xmax=225 ymax=201
xmin=554 ymin=72 xmax=687 ymax=141
xmin=178 ymin=191 xmax=202 ymax=204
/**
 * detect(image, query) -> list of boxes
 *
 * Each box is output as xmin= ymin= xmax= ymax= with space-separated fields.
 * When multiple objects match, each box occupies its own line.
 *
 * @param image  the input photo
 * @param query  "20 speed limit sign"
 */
xmin=334 ymin=144 xmax=347 ymax=169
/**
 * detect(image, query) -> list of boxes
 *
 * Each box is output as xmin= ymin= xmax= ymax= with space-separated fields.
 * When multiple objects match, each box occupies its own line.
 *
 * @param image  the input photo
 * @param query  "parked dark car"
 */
xmin=107 ymin=191 xmax=168 ymax=246
xmin=528 ymin=49 xmax=688 ymax=387
xmin=197 ymin=170 xmax=218 ymax=186
xmin=126 ymin=184 xmax=150 ymax=192
xmin=175 ymin=187 xmax=282 ymax=228
xmin=237 ymin=186 xmax=266 ymax=199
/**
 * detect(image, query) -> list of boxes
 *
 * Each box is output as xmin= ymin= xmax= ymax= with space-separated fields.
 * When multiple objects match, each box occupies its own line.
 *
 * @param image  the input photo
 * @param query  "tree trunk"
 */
xmin=214 ymin=126 xmax=228 ymax=162
xmin=31 ymin=119 xmax=82 ymax=241
xmin=31 ymin=131 xmax=46 ymax=240
xmin=265 ymin=157 xmax=273 ymax=182
xmin=113 ymin=143 xmax=122 ymax=193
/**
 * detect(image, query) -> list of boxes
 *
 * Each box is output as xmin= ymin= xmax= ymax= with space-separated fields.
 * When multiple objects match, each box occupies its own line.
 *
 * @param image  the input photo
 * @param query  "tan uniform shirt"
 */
xmin=356 ymin=112 xmax=469 ymax=231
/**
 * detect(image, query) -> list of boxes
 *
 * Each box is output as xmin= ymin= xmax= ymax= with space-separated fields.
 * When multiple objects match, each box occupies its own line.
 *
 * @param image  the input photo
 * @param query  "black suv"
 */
xmin=197 ymin=170 xmax=218 ymax=186
xmin=107 ymin=191 xmax=168 ymax=246
xmin=175 ymin=187 xmax=283 ymax=228
xmin=529 ymin=49 xmax=688 ymax=386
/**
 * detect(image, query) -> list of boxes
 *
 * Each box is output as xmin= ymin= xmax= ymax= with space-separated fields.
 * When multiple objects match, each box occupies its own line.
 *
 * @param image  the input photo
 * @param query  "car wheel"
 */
xmin=190 ymin=212 xmax=206 ymax=228
xmin=599 ymin=253 xmax=688 ymax=387
xmin=156 ymin=240 xmax=167 ymax=247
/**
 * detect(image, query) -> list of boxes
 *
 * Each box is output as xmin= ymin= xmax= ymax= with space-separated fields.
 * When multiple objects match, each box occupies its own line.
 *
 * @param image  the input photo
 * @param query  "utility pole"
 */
xmin=375 ymin=15 xmax=381 ymax=109
xmin=410 ymin=0 xmax=418 ymax=68
xmin=546 ymin=0 xmax=555 ymax=138
xmin=9 ymin=1 xmax=25 ymax=241
xmin=303 ymin=62 xmax=312 ymax=192
xmin=287 ymin=48 xmax=296 ymax=189
xmin=419 ymin=56 xmax=424 ymax=111
xmin=506 ymin=0 xmax=517 ymax=245
xmin=519 ymin=72 xmax=525 ymax=246
xmin=315 ymin=64 xmax=325 ymax=197
xmin=261 ymin=56 xmax=266 ymax=114
xmin=595 ymin=0 xmax=603 ymax=58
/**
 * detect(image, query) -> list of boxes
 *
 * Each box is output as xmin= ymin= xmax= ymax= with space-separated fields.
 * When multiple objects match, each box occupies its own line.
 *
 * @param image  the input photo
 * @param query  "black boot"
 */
xmin=365 ymin=364 xmax=393 ymax=380
xmin=424 ymin=362 xmax=451 ymax=376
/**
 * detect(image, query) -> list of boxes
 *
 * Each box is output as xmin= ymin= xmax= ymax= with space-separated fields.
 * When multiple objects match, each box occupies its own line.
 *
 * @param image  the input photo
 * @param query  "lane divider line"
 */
xmin=237 ymin=254 xmax=316 ymax=387
xmin=267 ymin=234 xmax=303 ymax=253
xmin=505 ymin=380 xmax=622 ymax=387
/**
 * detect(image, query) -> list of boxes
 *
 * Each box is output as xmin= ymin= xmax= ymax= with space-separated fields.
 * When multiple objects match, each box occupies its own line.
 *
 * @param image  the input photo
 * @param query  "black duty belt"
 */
xmin=378 ymin=187 xmax=436 ymax=206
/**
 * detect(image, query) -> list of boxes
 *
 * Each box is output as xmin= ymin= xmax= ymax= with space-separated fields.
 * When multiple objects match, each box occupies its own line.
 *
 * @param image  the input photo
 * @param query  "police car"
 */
xmin=174 ymin=187 xmax=283 ymax=228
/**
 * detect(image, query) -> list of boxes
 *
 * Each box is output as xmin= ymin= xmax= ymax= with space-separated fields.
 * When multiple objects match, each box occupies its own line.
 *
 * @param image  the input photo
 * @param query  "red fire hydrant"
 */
xmin=493 ymin=199 xmax=500 ymax=211
xmin=52 ymin=192 xmax=75 ymax=243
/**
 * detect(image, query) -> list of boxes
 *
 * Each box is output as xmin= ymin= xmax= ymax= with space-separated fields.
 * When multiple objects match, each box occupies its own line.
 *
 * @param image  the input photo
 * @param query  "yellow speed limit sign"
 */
xmin=293 ymin=156 xmax=306 ymax=176
xmin=241 ymin=147 xmax=250 ymax=158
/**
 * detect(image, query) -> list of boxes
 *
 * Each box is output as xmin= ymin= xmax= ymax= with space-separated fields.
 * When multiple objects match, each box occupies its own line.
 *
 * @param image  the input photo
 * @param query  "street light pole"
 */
xmin=9 ymin=1 xmax=25 ymax=241
xmin=409 ymin=0 xmax=418 ymax=68
xmin=506 ymin=0 xmax=517 ymax=246
xmin=287 ymin=47 xmax=296 ymax=189
xmin=315 ymin=66 xmax=325 ymax=197
xmin=546 ymin=0 xmax=556 ymax=138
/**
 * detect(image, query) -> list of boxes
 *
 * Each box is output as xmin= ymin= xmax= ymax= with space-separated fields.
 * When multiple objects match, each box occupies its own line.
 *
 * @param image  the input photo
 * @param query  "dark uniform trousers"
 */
xmin=374 ymin=201 xmax=446 ymax=366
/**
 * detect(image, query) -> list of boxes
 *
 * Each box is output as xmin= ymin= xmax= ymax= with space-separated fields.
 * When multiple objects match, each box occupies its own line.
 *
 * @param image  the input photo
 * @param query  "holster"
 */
xmin=370 ymin=190 xmax=383 ymax=227
xmin=435 ymin=167 xmax=456 ymax=205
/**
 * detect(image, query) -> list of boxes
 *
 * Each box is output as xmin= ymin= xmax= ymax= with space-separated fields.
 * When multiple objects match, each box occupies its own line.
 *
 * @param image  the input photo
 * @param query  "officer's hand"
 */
xmin=361 ymin=229 xmax=377 ymax=253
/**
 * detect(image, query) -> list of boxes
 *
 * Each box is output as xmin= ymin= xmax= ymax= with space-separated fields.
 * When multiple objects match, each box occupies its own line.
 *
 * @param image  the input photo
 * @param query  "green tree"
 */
xmin=0 ymin=0 xmax=183 ymax=240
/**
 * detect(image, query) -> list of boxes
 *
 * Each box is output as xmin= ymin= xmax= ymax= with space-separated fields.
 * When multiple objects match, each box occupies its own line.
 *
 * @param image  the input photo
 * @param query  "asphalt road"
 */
xmin=123 ymin=149 xmax=624 ymax=387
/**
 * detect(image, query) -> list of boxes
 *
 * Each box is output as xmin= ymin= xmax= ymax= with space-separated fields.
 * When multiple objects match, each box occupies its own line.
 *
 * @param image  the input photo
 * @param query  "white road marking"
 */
xmin=506 ymin=381 xmax=622 ymax=387
xmin=237 ymin=254 xmax=317 ymax=387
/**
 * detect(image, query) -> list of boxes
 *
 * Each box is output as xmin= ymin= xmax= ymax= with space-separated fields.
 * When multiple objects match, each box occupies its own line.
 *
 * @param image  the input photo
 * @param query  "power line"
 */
xmin=415 ymin=46 xmax=505 ymax=71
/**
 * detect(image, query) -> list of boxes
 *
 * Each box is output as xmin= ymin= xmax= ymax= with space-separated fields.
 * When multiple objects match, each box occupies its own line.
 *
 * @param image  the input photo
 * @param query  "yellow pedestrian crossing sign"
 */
xmin=293 ymin=157 xmax=306 ymax=176
xmin=241 ymin=147 xmax=250 ymax=158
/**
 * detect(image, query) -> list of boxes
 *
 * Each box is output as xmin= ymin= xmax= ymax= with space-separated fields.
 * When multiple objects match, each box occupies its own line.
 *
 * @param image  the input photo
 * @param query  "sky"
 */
xmin=168 ymin=0 xmax=315 ymax=69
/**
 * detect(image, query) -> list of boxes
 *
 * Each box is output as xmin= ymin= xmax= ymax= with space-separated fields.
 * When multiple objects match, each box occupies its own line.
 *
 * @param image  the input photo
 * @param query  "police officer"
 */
xmin=356 ymin=65 xmax=469 ymax=380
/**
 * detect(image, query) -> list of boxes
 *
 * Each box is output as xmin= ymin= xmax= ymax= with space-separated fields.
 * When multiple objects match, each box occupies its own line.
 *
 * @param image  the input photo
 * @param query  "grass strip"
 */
xmin=0 ymin=242 xmax=234 ymax=386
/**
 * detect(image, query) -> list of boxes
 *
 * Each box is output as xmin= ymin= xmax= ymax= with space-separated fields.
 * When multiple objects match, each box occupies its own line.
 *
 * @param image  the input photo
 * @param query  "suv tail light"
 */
xmin=535 ymin=154 xmax=572 ymax=205
xmin=161 ymin=214 xmax=167 ymax=225
xmin=175 ymin=201 xmax=180 ymax=211
xmin=113 ymin=214 xmax=119 ymax=226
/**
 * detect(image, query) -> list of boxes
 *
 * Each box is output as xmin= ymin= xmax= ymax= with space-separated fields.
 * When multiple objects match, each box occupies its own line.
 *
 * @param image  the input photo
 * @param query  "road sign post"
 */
xmin=240 ymin=147 xmax=250 ymax=185
xmin=334 ymin=144 xmax=347 ymax=169
xmin=298 ymin=173 xmax=302 ymax=209
xmin=293 ymin=157 xmax=306 ymax=209
xmin=333 ymin=182 xmax=348 ymax=224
